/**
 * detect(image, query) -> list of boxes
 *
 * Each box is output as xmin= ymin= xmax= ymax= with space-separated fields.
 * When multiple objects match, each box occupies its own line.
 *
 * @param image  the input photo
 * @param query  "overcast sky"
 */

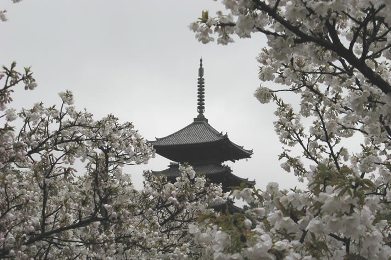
xmin=2 ymin=0 xmax=301 ymax=189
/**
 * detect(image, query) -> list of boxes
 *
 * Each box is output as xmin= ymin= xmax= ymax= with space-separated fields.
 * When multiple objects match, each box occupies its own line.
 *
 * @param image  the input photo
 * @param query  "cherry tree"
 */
xmin=190 ymin=0 xmax=391 ymax=259
xmin=0 ymin=1 xmax=226 ymax=258
xmin=0 ymin=63 xmax=224 ymax=259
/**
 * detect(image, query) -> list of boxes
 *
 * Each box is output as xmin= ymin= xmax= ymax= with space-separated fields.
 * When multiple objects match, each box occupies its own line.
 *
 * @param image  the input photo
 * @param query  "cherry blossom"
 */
xmin=0 ymin=63 xmax=224 ymax=258
xmin=190 ymin=0 xmax=391 ymax=258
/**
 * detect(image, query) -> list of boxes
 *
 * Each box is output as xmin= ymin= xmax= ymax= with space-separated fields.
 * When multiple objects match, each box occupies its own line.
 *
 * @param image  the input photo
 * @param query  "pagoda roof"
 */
xmin=150 ymin=119 xmax=252 ymax=162
xmin=152 ymin=119 xmax=224 ymax=146
xmin=152 ymin=163 xmax=255 ymax=192
xmin=152 ymin=163 xmax=229 ymax=177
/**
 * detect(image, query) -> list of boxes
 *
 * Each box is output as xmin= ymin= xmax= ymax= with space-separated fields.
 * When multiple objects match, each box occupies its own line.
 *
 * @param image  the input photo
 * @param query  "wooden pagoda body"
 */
xmin=150 ymin=59 xmax=254 ymax=192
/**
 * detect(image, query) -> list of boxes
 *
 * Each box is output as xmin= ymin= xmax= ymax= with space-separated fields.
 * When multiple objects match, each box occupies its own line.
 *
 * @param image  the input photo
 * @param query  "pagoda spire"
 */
xmin=196 ymin=58 xmax=206 ymax=121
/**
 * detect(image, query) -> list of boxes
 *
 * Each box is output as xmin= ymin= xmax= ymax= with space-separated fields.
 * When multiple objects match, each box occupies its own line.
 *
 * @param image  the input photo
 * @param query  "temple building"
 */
xmin=150 ymin=59 xmax=254 ymax=192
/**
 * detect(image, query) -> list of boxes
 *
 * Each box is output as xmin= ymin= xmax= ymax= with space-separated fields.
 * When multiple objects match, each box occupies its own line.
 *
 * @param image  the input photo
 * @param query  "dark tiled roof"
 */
xmin=152 ymin=163 xmax=255 ymax=191
xmin=152 ymin=163 xmax=230 ymax=177
xmin=149 ymin=119 xmax=253 ymax=161
xmin=150 ymin=120 xmax=225 ymax=146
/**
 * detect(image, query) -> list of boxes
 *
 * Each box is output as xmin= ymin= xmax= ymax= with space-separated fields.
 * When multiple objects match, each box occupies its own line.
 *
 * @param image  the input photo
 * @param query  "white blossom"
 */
xmin=0 ymin=10 xmax=7 ymax=22
xmin=58 ymin=90 xmax=74 ymax=105
xmin=5 ymin=108 xmax=17 ymax=121
xmin=254 ymin=86 xmax=272 ymax=104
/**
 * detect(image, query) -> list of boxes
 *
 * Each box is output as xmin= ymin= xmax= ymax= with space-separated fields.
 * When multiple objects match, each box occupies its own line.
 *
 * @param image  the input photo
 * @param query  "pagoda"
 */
xmin=150 ymin=59 xmax=254 ymax=192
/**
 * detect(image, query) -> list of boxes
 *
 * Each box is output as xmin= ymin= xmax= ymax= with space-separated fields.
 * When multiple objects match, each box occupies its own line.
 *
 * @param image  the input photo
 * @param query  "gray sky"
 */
xmin=2 ymin=0 xmax=301 ymax=189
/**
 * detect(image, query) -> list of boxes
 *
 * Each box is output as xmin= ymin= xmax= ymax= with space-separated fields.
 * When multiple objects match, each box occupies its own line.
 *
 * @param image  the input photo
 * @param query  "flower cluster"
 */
xmin=190 ymin=0 xmax=391 ymax=258
xmin=0 ymin=64 xmax=224 ymax=259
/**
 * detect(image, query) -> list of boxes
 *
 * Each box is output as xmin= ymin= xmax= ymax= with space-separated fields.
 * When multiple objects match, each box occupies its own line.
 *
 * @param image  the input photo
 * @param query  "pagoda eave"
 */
xmin=152 ymin=138 xmax=252 ymax=163
xmin=152 ymin=163 xmax=254 ymax=192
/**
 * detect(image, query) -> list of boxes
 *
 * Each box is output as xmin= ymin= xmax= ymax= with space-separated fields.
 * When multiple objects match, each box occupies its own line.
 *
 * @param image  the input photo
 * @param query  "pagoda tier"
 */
xmin=150 ymin=119 xmax=252 ymax=163
xmin=152 ymin=163 xmax=255 ymax=192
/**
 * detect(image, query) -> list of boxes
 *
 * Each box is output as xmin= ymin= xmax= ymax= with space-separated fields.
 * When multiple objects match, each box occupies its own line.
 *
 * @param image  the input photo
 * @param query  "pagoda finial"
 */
xmin=199 ymin=58 xmax=204 ymax=77
xmin=196 ymin=58 xmax=206 ymax=120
